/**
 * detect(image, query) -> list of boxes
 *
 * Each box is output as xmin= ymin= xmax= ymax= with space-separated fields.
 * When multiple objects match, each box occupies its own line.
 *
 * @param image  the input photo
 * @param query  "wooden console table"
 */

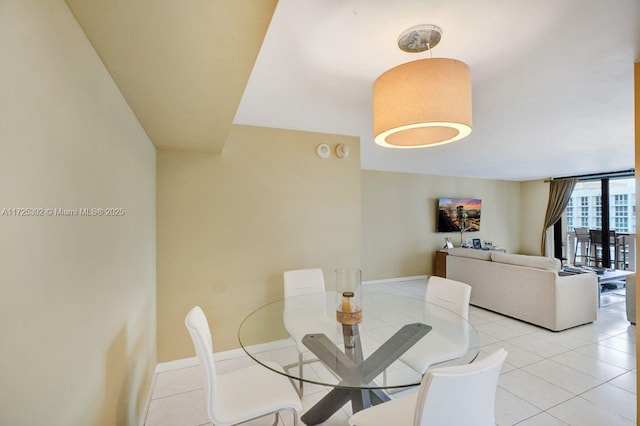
xmin=434 ymin=248 xmax=506 ymax=278
xmin=434 ymin=250 xmax=448 ymax=278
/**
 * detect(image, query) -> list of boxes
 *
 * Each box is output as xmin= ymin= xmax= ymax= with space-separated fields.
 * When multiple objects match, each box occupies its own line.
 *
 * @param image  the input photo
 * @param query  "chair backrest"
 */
xmin=589 ymin=229 xmax=602 ymax=244
xmin=574 ymin=227 xmax=590 ymax=242
xmin=424 ymin=276 xmax=471 ymax=320
xmin=185 ymin=306 xmax=218 ymax=423
xmin=283 ymin=268 xmax=326 ymax=298
xmin=414 ymin=348 xmax=507 ymax=426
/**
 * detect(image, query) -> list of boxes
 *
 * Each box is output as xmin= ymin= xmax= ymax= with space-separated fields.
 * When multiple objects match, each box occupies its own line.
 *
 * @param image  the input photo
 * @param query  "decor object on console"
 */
xmin=446 ymin=248 xmax=597 ymax=331
xmin=443 ymin=237 xmax=454 ymax=249
xmin=373 ymin=25 xmax=472 ymax=148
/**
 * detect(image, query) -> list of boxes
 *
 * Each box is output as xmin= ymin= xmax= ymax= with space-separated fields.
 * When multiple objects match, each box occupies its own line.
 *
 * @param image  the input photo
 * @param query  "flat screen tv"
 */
xmin=437 ymin=198 xmax=481 ymax=233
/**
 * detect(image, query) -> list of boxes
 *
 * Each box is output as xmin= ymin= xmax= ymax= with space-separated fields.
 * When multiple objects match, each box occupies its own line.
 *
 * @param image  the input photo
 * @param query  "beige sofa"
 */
xmin=445 ymin=248 xmax=598 ymax=331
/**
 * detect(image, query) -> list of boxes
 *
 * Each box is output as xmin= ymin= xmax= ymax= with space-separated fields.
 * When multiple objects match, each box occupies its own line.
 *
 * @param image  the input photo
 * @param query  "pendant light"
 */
xmin=373 ymin=25 xmax=472 ymax=148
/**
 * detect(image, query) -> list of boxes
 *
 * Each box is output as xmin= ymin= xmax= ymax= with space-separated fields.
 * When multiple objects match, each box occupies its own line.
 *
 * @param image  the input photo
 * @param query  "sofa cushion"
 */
xmin=490 ymin=252 xmax=561 ymax=272
xmin=447 ymin=247 xmax=492 ymax=261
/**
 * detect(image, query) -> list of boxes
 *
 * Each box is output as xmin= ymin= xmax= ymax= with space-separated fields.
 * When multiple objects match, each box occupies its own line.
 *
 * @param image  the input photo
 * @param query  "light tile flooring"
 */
xmin=145 ymin=279 xmax=637 ymax=425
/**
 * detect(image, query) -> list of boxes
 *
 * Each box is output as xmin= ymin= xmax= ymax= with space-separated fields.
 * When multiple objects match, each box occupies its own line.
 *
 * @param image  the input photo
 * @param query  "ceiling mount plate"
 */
xmin=397 ymin=24 xmax=442 ymax=53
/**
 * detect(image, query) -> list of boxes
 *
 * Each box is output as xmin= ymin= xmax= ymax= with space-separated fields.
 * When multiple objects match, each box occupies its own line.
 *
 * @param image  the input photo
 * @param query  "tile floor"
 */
xmin=144 ymin=279 xmax=637 ymax=426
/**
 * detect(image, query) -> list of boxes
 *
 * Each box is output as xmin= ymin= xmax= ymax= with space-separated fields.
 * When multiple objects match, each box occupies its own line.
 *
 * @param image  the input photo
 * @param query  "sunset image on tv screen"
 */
xmin=437 ymin=198 xmax=481 ymax=233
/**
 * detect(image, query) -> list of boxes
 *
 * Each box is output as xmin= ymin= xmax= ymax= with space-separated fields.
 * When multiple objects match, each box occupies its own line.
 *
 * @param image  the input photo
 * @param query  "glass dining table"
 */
xmin=238 ymin=289 xmax=480 ymax=425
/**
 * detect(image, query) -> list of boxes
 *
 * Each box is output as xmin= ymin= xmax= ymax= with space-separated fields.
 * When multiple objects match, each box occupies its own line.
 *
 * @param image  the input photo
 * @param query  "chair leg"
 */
xmin=285 ymin=352 xmax=326 ymax=397
xmin=272 ymin=412 xmax=280 ymax=426
xmin=298 ymin=352 xmax=304 ymax=396
xmin=274 ymin=408 xmax=299 ymax=426
xmin=585 ymin=243 xmax=590 ymax=266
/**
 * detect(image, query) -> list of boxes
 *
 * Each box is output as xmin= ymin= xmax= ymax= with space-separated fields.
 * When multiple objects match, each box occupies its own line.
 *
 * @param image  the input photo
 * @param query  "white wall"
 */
xmin=0 ymin=1 xmax=156 ymax=424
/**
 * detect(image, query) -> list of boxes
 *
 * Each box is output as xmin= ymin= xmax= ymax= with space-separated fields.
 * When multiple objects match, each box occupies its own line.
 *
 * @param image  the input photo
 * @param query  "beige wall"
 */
xmin=520 ymin=180 xmax=550 ymax=256
xmin=157 ymin=126 xmax=361 ymax=361
xmin=361 ymin=170 xmax=522 ymax=280
xmin=0 ymin=1 xmax=156 ymax=425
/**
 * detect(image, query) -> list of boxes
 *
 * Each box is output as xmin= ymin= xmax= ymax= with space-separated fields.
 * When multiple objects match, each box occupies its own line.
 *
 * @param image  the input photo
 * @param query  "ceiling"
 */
xmin=68 ymin=0 xmax=640 ymax=181
xmin=65 ymin=0 xmax=278 ymax=152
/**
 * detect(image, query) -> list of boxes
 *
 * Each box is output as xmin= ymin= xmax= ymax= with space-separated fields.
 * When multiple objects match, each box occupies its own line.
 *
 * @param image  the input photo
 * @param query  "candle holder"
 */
xmin=335 ymin=268 xmax=362 ymax=325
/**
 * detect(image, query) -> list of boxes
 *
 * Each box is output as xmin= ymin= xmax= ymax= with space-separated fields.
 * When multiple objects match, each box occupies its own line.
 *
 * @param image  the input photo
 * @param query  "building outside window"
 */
xmin=613 ymin=194 xmax=630 ymax=233
xmin=579 ymin=196 xmax=589 ymax=228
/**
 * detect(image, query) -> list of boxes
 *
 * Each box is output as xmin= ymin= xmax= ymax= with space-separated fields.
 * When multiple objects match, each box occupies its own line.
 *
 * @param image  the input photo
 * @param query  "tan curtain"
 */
xmin=541 ymin=177 xmax=578 ymax=256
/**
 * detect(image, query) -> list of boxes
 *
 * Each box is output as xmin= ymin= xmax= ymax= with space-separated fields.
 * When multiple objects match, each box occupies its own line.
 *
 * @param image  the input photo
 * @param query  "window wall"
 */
xmin=563 ymin=175 xmax=636 ymax=270
xmin=565 ymin=178 xmax=635 ymax=234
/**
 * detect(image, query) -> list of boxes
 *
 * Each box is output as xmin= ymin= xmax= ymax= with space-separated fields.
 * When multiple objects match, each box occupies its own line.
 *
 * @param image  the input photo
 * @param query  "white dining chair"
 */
xmin=349 ymin=348 xmax=507 ymax=426
xmin=284 ymin=268 xmax=326 ymax=298
xmin=283 ymin=268 xmax=330 ymax=394
xmin=386 ymin=276 xmax=472 ymax=383
xmin=423 ymin=275 xmax=472 ymax=320
xmin=185 ymin=306 xmax=302 ymax=426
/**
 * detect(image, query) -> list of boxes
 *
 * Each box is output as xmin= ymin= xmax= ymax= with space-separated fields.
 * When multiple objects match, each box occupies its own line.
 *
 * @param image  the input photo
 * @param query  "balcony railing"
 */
xmin=566 ymin=231 xmax=635 ymax=271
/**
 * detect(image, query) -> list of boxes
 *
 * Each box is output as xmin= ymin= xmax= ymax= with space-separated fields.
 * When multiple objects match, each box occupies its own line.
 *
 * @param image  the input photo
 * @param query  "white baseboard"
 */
xmin=154 ymin=356 xmax=198 ymax=373
xmin=155 ymin=339 xmax=293 ymax=373
xmin=363 ymin=275 xmax=428 ymax=285
xmin=155 ymin=350 xmax=241 ymax=373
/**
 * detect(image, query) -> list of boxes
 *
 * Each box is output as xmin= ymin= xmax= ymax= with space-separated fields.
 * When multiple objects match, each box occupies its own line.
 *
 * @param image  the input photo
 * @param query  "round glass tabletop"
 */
xmin=238 ymin=289 xmax=480 ymax=391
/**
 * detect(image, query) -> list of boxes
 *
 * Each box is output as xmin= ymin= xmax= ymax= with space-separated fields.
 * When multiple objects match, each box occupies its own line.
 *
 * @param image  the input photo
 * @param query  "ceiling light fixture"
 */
xmin=373 ymin=25 xmax=472 ymax=148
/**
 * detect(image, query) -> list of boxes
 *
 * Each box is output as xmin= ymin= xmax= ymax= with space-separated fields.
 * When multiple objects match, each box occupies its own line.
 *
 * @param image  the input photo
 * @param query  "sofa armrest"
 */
xmin=626 ymin=274 xmax=636 ymax=324
xmin=554 ymin=273 xmax=598 ymax=330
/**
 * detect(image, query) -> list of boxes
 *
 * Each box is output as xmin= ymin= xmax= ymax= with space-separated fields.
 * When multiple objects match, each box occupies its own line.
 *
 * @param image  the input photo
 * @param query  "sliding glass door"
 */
xmin=564 ymin=176 xmax=635 ymax=270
